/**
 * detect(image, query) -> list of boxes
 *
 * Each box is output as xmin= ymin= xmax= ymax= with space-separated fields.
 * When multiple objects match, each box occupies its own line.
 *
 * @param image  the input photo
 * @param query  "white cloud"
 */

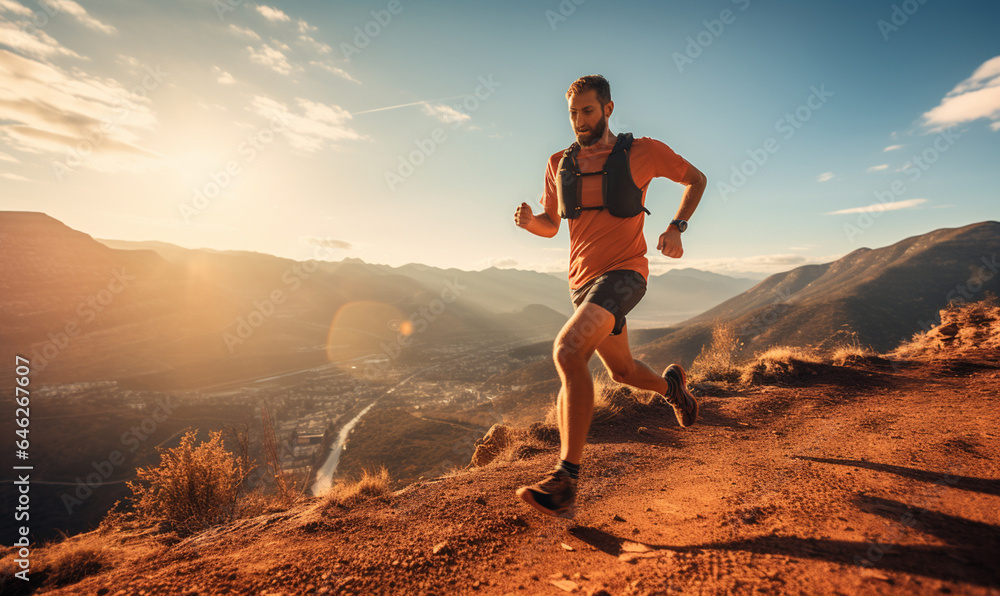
xmin=0 ymin=21 xmax=83 ymax=60
xmin=883 ymin=144 xmax=903 ymax=152
xmin=43 ymin=0 xmax=117 ymax=35
xmin=247 ymin=43 xmax=296 ymax=76
xmin=825 ymin=198 xmax=928 ymax=215
xmin=0 ymin=49 xmax=162 ymax=175
xmin=256 ymin=5 xmax=291 ymax=22
xmin=648 ymin=253 xmax=845 ymax=278
xmin=299 ymin=34 xmax=331 ymax=55
xmin=0 ymin=150 xmax=20 ymax=162
xmin=309 ymin=60 xmax=359 ymax=84
xmin=422 ymin=103 xmax=470 ymax=125
xmin=0 ymin=0 xmax=32 ymax=17
xmin=922 ymin=55 xmax=1000 ymax=131
xmin=303 ymin=236 xmax=351 ymax=250
xmin=296 ymin=18 xmax=316 ymax=34
xmin=866 ymin=164 xmax=889 ymax=172
xmin=212 ymin=65 xmax=236 ymax=85
xmin=817 ymin=172 xmax=834 ymax=183
xmin=229 ymin=24 xmax=261 ymax=41
xmin=249 ymin=94 xmax=365 ymax=152
xmin=477 ymin=257 xmax=518 ymax=269
xmin=0 ymin=171 xmax=28 ymax=181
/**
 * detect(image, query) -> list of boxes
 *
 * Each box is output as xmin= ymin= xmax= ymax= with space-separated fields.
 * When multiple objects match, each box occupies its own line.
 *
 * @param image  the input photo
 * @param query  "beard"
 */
xmin=575 ymin=113 xmax=607 ymax=147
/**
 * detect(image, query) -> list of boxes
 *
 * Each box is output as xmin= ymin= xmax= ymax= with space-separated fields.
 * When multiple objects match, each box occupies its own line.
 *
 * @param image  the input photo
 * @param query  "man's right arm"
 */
xmin=516 ymin=203 xmax=559 ymax=237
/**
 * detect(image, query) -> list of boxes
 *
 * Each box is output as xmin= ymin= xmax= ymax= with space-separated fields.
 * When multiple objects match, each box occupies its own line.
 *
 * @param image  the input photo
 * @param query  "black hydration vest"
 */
xmin=556 ymin=132 xmax=651 ymax=220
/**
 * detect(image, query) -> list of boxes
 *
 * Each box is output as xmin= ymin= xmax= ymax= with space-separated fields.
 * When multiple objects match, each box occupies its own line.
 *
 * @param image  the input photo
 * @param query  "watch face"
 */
xmin=676 ymin=220 xmax=688 ymax=232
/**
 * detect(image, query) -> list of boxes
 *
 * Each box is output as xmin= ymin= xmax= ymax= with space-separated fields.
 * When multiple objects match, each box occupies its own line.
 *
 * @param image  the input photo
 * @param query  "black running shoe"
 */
xmin=662 ymin=363 xmax=699 ymax=427
xmin=516 ymin=468 xmax=577 ymax=519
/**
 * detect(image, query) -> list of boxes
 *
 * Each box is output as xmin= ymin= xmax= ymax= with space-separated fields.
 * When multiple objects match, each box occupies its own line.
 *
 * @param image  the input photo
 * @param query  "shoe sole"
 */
xmin=665 ymin=364 xmax=699 ymax=428
xmin=515 ymin=487 xmax=576 ymax=519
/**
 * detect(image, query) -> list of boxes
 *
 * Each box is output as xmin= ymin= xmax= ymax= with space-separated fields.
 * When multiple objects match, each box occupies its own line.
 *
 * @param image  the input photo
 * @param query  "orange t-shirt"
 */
xmin=540 ymin=136 xmax=691 ymax=290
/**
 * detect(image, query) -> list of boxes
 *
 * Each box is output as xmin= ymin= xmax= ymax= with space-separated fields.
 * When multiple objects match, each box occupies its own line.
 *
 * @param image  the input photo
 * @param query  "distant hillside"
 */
xmin=0 ymin=213 xmax=567 ymax=389
xmin=633 ymin=221 xmax=1000 ymax=368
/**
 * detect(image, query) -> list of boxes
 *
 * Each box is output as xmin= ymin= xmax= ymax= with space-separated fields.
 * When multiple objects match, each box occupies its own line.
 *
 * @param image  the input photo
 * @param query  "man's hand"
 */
xmin=514 ymin=202 xmax=534 ymax=229
xmin=657 ymin=227 xmax=683 ymax=258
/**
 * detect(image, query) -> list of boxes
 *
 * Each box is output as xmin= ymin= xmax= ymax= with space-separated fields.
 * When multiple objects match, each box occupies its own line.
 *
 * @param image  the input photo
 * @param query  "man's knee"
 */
xmin=608 ymin=366 xmax=635 ymax=385
xmin=553 ymin=342 xmax=588 ymax=372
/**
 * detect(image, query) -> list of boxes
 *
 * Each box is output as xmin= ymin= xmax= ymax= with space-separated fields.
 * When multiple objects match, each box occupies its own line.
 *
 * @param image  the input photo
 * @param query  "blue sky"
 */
xmin=1 ymin=0 xmax=998 ymax=278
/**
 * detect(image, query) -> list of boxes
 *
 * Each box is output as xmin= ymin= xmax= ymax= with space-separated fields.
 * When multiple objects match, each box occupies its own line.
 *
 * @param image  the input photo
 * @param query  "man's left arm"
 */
xmin=656 ymin=163 xmax=707 ymax=258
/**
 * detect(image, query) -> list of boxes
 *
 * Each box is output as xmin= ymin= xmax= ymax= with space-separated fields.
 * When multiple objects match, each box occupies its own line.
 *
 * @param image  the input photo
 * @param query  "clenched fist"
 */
xmin=514 ymin=202 xmax=534 ymax=228
xmin=657 ymin=228 xmax=684 ymax=258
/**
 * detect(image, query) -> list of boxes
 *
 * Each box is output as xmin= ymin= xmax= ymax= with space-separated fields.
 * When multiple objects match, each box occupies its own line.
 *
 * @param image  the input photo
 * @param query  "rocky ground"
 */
xmin=7 ymin=332 xmax=1000 ymax=595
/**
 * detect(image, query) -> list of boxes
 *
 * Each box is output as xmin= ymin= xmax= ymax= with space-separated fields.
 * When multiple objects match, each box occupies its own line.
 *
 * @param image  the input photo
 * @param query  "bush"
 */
xmin=690 ymin=321 xmax=744 ymax=383
xmin=739 ymin=346 xmax=821 ymax=385
xmin=322 ymin=466 xmax=393 ymax=508
xmin=124 ymin=429 xmax=247 ymax=536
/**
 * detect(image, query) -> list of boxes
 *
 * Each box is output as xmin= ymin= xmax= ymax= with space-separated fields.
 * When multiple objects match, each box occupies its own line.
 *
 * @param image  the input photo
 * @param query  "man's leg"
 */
xmin=595 ymin=320 xmax=700 ymax=427
xmin=594 ymin=321 xmax=671 ymax=393
xmin=553 ymin=302 xmax=617 ymax=465
xmin=516 ymin=301 xmax=616 ymax=518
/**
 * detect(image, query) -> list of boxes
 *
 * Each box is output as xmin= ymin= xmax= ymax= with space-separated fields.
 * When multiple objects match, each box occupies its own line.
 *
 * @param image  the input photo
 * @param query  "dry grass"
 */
xmin=739 ymin=346 xmax=822 ymax=385
xmin=542 ymin=369 xmax=651 ymax=427
xmin=893 ymin=295 xmax=1000 ymax=359
xmin=0 ymin=531 xmax=114 ymax=593
xmin=825 ymin=329 xmax=876 ymax=366
xmin=321 ymin=466 xmax=393 ymax=508
xmin=690 ymin=321 xmax=745 ymax=383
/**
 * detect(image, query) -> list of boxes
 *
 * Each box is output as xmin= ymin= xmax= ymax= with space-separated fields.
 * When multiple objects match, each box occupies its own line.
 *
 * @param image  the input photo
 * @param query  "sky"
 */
xmin=1 ymin=0 xmax=998 ymax=279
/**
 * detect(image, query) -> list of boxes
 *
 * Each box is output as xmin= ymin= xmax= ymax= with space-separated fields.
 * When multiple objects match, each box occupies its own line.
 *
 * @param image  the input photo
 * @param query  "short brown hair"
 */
xmin=566 ymin=74 xmax=611 ymax=107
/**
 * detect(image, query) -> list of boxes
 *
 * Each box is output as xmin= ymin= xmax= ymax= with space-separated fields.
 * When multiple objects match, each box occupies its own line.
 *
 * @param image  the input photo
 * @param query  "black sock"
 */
xmin=557 ymin=459 xmax=580 ymax=480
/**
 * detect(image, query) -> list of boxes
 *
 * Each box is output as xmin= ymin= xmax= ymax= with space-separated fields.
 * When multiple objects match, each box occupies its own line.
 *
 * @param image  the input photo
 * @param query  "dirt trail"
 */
xmin=30 ymin=349 xmax=1000 ymax=596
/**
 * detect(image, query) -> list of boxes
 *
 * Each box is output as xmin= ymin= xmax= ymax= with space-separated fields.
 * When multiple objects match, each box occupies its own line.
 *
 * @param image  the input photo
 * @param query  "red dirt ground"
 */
xmin=13 ymin=346 xmax=1000 ymax=596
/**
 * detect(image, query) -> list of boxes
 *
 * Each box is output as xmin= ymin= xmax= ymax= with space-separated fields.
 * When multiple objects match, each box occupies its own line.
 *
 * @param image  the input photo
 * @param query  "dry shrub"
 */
xmin=322 ymin=466 xmax=392 ymax=508
xmin=123 ymin=429 xmax=247 ymax=536
xmin=690 ymin=321 xmax=745 ymax=383
xmin=0 ymin=532 xmax=110 ymax=593
xmin=543 ymin=369 xmax=632 ymax=427
xmin=893 ymin=295 xmax=1000 ymax=359
xmin=740 ymin=346 xmax=821 ymax=385
xmin=829 ymin=330 xmax=876 ymax=366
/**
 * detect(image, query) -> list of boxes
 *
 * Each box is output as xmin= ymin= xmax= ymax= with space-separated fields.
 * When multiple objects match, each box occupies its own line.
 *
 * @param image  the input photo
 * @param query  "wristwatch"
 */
xmin=669 ymin=219 xmax=688 ymax=233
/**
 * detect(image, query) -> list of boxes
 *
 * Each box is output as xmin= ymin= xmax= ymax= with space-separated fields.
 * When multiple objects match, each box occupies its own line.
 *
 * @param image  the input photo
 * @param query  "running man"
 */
xmin=513 ymin=74 xmax=707 ymax=519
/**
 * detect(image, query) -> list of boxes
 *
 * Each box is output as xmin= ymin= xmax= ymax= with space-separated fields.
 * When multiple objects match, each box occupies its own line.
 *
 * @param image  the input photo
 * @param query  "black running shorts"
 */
xmin=569 ymin=269 xmax=647 ymax=336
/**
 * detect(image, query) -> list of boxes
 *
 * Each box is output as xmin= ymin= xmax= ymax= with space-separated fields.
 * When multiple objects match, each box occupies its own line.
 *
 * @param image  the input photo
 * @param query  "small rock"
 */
xmin=561 ymin=542 xmax=575 ymax=551
xmin=550 ymin=579 xmax=579 ymax=592
xmin=432 ymin=541 xmax=450 ymax=555
xmin=475 ymin=496 xmax=487 ymax=505
xmin=612 ymin=514 xmax=626 ymax=523
xmin=98 ymin=589 xmax=110 ymax=596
